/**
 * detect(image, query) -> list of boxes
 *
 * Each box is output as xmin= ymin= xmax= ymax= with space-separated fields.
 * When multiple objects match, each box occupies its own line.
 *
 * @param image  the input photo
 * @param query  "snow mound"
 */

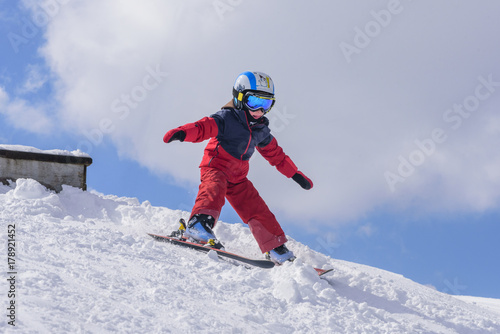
xmin=12 ymin=178 xmax=51 ymax=200
xmin=1 ymin=179 xmax=499 ymax=333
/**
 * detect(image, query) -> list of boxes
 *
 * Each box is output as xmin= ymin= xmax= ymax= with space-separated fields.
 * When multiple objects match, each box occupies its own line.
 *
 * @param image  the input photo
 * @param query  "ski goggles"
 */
xmin=238 ymin=92 xmax=276 ymax=113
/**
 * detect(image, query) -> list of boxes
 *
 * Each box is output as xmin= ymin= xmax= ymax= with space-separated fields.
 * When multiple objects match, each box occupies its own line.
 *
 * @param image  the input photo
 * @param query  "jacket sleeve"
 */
xmin=163 ymin=117 xmax=218 ymax=143
xmin=256 ymin=137 xmax=298 ymax=178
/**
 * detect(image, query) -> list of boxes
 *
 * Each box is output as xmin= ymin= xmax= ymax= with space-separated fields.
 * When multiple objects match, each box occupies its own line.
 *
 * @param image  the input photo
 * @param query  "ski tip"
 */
xmin=314 ymin=268 xmax=334 ymax=276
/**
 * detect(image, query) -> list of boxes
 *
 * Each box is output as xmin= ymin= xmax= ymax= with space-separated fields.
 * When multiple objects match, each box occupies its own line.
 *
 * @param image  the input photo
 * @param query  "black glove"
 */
xmin=164 ymin=130 xmax=186 ymax=143
xmin=292 ymin=171 xmax=313 ymax=190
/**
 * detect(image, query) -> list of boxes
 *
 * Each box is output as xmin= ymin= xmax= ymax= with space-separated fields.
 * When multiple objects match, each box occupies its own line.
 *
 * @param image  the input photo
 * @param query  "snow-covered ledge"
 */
xmin=0 ymin=145 xmax=92 ymax=192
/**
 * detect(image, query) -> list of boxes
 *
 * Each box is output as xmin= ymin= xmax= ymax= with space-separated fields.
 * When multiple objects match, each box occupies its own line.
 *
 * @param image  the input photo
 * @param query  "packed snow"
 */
xmin=1 ymin=178 xmax=499 ymax=333
xmin=0 ymin=144 xmax=90 ymax=158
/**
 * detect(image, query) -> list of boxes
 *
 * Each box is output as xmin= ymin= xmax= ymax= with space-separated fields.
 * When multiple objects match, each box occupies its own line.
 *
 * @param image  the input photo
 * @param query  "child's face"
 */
xmin=249 ymin=109 xmax=265 ymax=119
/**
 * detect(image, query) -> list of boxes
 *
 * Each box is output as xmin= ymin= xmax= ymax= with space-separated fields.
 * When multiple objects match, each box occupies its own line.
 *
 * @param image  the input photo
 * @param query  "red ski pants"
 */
xmin=190 ymin=167 xmax=288 ymax=253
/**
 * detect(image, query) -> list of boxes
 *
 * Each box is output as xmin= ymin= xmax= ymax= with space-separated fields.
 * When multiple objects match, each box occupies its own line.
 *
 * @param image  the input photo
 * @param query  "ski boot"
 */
xmin=183 ymin=214 xmax=225 ymax=250
xmin=266 ymin=244 xmax=296 ymax=264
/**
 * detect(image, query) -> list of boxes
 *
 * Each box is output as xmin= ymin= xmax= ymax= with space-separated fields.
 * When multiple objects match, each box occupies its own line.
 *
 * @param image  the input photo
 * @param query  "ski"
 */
xmin=148 ymin=233 xmax=275 ymax=269
xmin=148 ymin=232 xmax=334 ymax=277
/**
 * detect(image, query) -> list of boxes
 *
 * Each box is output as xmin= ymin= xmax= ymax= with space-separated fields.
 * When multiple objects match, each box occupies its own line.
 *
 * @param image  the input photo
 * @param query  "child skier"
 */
xmin=163 ymin=71 xmax=313 ymax=264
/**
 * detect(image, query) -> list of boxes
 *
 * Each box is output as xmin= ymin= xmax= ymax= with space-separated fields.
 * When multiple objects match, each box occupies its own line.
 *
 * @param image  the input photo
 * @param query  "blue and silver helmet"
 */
xmin=232 ymin=71 xmax=276 ymax=113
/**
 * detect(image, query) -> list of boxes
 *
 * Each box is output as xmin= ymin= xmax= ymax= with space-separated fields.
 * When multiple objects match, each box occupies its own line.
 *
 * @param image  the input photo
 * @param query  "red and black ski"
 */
xmin=148 ymin=233 xmax=275 ymax=268
xmin=314 ymin=268 xmax=334 ymax=276
xmin=148 ymin=233 xmax=333 ymax=277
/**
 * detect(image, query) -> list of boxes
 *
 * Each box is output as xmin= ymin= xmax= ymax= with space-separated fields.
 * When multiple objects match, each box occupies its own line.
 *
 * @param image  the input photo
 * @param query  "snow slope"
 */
xmin=1 ymin=179 xmax=499 ymax=333
xmin=453 ymin=296 xmax=500 ymax=317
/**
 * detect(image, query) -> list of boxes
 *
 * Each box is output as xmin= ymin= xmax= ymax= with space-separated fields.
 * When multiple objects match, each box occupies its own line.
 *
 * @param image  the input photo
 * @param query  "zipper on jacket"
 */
xmin=208 ymin=143 xmax=220 ymax=166
xmin=240 ymin=112 xmax=253 ymax=160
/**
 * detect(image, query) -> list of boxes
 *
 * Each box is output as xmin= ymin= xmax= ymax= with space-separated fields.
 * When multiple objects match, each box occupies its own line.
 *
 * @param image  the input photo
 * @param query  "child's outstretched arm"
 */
xmin=257 ymin=137 xmax=313 ymax=190
xmin=163 ymin=117 xmax=218 ymax=144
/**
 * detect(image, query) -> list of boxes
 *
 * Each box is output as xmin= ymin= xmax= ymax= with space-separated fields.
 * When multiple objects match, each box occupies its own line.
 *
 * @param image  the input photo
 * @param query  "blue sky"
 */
xmin=1 ymin=0 xmax=499 ymax=298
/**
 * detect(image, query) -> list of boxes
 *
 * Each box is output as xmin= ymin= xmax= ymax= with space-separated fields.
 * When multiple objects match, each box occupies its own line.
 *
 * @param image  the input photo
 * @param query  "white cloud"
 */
xmin=357 ymin=223 xmax=376 ymax=238
xmin=20 ymin=64 xmax=48 ymax=93
xmin=25 ymin=0 xmax=500 ymax=225
xmin=0 ymin=86 xmax=8 ymax=103
xmin=0 ymin=86 xmax=53 ymax=134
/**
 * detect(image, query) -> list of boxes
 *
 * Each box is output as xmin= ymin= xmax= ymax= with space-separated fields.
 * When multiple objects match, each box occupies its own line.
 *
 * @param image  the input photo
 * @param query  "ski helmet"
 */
xmin=232 ymin=71 xmax=276 ymax=113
